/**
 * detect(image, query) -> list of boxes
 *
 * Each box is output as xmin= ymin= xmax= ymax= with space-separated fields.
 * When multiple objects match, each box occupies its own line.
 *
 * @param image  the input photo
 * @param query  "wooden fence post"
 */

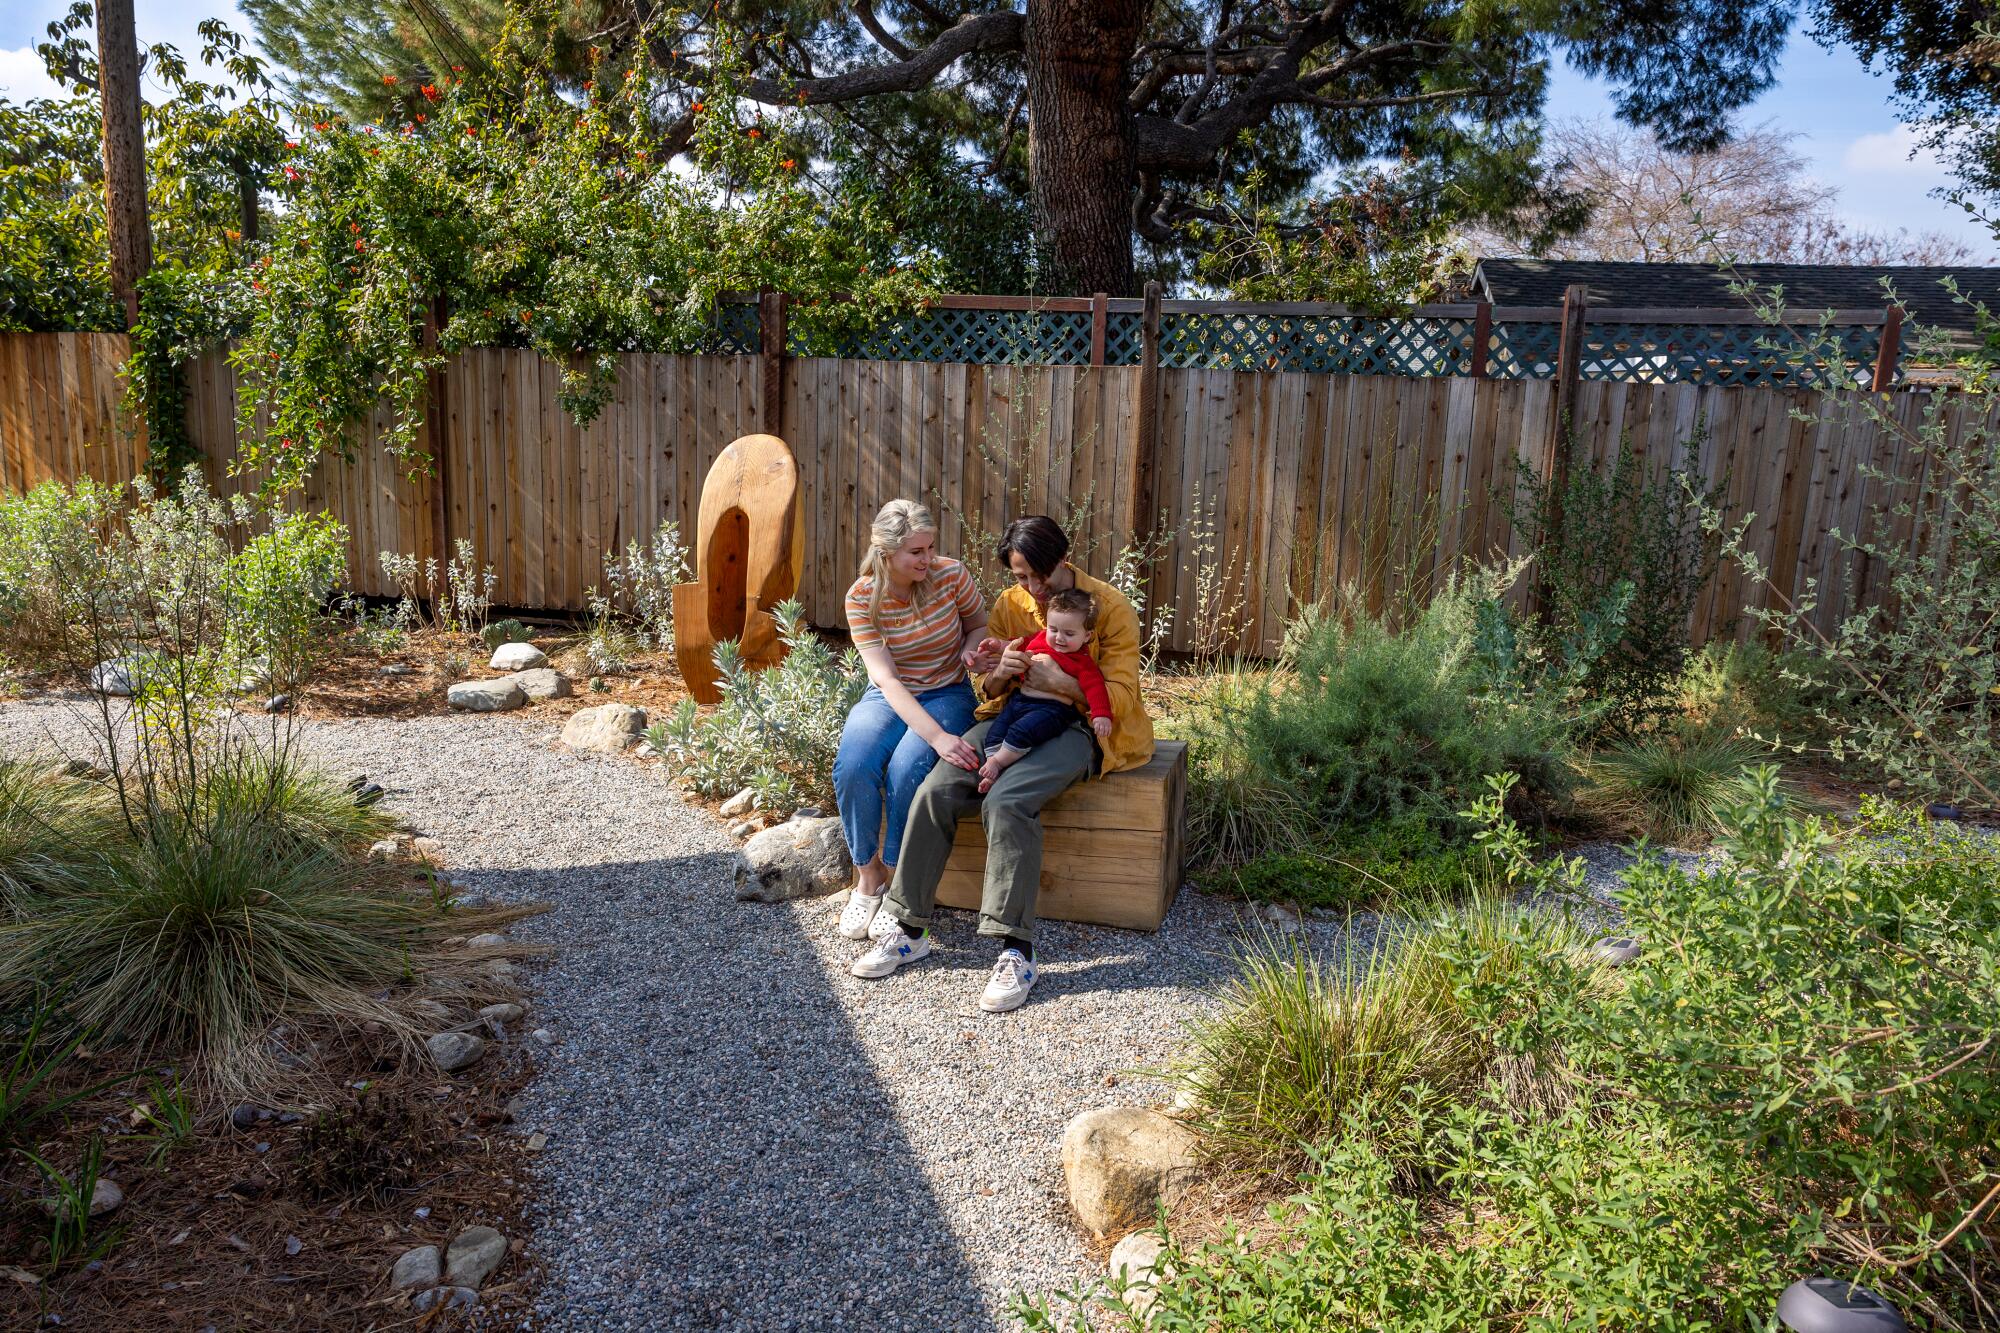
xmin=760 ymin=289 xmax=789 ymax=435
xmin=1471 ymin=301 xmax=1491 ymax=379
xmin=421 ymin=295 xmax=451 ymax=573
xmin=1871 ymin=305 xmax=1903 ymax=392
xmin=1535 ymin=283 xmax=1590 ymax=613
xmin=1131 ymin=280 xmax=1165 ymax=638
xmin=1089 ymin=291 xmax=1109 ymax=367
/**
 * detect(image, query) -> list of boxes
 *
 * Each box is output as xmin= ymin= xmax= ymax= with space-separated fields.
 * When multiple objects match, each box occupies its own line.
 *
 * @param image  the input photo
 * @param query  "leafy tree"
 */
xmin=241 ymin=0 xmax=1800 ymax=296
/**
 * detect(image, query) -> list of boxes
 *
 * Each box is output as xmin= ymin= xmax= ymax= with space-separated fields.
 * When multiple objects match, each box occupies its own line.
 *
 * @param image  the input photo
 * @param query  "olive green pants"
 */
xmin=885 ymin=718 xmax=1095 ymax=944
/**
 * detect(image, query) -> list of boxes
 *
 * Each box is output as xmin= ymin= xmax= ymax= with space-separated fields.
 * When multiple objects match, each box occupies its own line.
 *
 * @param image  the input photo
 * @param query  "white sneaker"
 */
xmin=851 ymin=927 xmax=931 ymax=979
xmin=980 ymin=948 xmax=1038 ymax=1013
xmin=837 ymin=889 xmax=885 ymax=940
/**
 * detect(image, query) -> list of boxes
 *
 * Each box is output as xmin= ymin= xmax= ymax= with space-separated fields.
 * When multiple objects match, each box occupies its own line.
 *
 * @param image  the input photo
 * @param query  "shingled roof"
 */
xmin=1472 ymin=259 xmax=1998 ymax=340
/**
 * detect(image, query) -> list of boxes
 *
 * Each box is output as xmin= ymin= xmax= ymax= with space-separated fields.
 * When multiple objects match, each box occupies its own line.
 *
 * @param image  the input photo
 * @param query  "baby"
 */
xmin=978 ymin=587 xmax=1114 ymax=793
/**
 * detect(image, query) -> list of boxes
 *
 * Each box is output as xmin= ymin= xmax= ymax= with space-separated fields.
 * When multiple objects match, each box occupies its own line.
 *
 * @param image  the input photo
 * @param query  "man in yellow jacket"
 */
xmin=850 ymin=515 xmax=1155 ymax=1013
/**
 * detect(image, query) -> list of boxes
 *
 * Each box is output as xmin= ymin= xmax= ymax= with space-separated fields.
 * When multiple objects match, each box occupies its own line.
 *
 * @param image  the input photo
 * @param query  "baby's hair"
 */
xmin=1046 ymin=587 xmax=1097 ymax=629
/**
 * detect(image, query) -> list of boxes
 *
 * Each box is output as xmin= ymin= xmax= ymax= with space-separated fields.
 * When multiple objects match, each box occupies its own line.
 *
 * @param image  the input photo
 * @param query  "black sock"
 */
xmin=902 ymin=923 xmax=925 ymax=939
xmin=1003 ymin=935 xmax=1033 ymax=961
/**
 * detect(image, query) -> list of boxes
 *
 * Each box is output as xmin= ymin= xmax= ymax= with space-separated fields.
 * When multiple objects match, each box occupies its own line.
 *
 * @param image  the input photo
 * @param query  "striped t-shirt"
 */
xmin=845 ymin=557 xmax=983 ymax=690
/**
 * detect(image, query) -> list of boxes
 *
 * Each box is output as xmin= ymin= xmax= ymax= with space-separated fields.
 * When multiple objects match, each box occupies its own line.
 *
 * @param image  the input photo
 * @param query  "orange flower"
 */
xmin=691 ymin=101 xmax=704 ymax=113
xmin=416 ymin=112 xmax=426 ymax=122
xmin=420 ymin=83 xmax=439 ymax=101
xmin=464 ymin=125 xmax=478 ymax=137
xmin=349 ymin=221 xmax=361 ymax=233
xmin=383 ymin=74 xmax=399 ymax=85
xmin=747 ymin=127 xmax=761 ymax=139
xmin=355 ymin=239 xmax=366 ymax=251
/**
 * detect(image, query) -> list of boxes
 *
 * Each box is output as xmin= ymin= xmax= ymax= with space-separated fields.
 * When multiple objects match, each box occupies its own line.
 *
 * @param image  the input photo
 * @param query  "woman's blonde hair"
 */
xmin=859 ymin=498 xmax=938 ymax=623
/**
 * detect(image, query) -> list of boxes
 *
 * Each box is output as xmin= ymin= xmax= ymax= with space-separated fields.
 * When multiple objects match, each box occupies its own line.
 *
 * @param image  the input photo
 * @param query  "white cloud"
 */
xmin=1841 ymin=124 xmax=1948 ymax=177
xmin=0 ymin=45 xmax=65 ymax=103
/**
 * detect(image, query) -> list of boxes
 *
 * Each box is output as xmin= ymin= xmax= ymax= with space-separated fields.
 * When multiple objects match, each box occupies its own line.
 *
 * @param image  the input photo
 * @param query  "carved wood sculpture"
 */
xmin=672 ymin=433 xmax=805 ymax=705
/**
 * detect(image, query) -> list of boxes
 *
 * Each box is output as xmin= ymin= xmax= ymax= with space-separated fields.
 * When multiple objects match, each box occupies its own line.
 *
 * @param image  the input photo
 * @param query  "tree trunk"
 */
xmin=237 ymin=167 xmax=260 ymax=244
xmin=95 ymin=0 xmax=151 ymax=329
xmin=1024 ymin=0 xmax=1146 ymax=297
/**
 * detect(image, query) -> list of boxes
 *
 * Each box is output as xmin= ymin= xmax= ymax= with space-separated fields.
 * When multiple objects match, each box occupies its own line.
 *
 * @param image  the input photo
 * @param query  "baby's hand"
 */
xmin=1092 ymin=716 xmax=1113 ymax=739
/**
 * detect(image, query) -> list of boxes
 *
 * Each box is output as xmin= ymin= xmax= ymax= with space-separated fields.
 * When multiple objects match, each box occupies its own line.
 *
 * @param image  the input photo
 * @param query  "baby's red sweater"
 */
xmin=1021 ymin=630 xmax=1114 ymax=721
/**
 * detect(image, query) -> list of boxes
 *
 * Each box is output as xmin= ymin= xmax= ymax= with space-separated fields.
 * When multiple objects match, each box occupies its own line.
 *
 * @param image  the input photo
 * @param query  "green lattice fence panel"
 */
xmin=698 ymin=302 xmax=762 ymax=355
xmin=1488 ymin=320 xmax=1886 ymax=386
xmin=1104 ymin=312 xmax=1144 ymax=365
xmin=1155 ymin=312 xmax=1472 ymax=374
xmin=789 ymin=307 xmax=1096 ymax=364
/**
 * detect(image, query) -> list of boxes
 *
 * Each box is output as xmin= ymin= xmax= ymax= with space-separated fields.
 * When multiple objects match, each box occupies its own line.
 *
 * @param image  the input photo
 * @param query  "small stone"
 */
xmin=1109 ymin=1232 xmax=1166 ymax=1318
xmin=560 ymin=703 xmax=647 ymax=753
xmin=502 ymin=1095 xmax=527 ymax=1124
xmin=466 ymin=932 xmax=508 ymax=949
xmin=228 ymin=1105 xmax=261 ymax=1131
xmin=488 ymin=642 xmax=546 ymax=672
xmin=1258 ymin=902 xmax=1301 ymax=933
xmin=446 ymin=678 xmax=527 ymax=712
xmin=509 ymin=667 xmax=571 ymax=701
xmin=367 ymin=839 xmax=399 ymax=862
xmin=446 ymin=1287 xmax=480 ymax=1310
xmin=1061 ymin=1107 xmax=1198 ymax=1238
xmin=379 ymin=663 xmax=415 ymax=676
xmin=526 ymin=1131 xmax=548 ymax=1152
xmin=719 ymin=787 xmax=757 ymax=818
xmin=531 ymin=1028 xmax=554 ymax=1045
xmin=1592 ymin=936 xmax=1642 ymax=966
xmin=390 ymin=1245 xmax=440 ymax=1290
xmin=790 ymin=805 xmax=824 ymax=820
xmin=410 ymin=1287 xmax=448 ymax=1312
xmin=425 ymin=1032 xmax=486 ymax=1073
xmin=409 ymin=998 xmax=452 ymax=1024
xmin=444 ymin=1226 xmax=508 ymax=1287
xmin=284 ymin=1235 xmax=302 ymax=1257
xmin=730 ymin=819 xmax=759 ymax=839
xmin=478 ymin=1002 xmax=525 ymax=1024
xmin=736 ymin=817 xmax=853 ymax=902
xmin=39 ymin=1178 xmax=121 ymax=1221
xmin=264 ymin=694 xmax=291 ymax=714
xmin=409 ymin=836 xmax=444 ymax=862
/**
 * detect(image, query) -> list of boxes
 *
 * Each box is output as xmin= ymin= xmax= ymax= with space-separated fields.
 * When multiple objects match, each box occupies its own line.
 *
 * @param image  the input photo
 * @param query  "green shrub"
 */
xmin=1237 ymin=570 xmax=1580 ymax=832
xmin=225 ymin=509 xmax=348 ymax=695
xmin=1584 ymin=727 xmax=1775 ymax=843
xmin=1676 ymin=640 xmax=1829 ymax=739
xmin=0 ymin=478 xmax=116 ymax=670
xmin=1023 ymin=1098 xmax=1808 ymax=1333
xmin=0 ymin=761 xmax=121 ymax=918
xmin=647 ymin=599 xmax=867 ymax=810
xmin=188 ymin=746 xmax=398 ymax=857
xmin=1159 ymin=666 xmax=1314 ymax=872
xmin=480 ymin=618 xmax=532 ymax=650
xmin=1227 ymin=817 xmax=1482 ymax=910
xmin=1510 ymin=431 xmax=1725 ymax=735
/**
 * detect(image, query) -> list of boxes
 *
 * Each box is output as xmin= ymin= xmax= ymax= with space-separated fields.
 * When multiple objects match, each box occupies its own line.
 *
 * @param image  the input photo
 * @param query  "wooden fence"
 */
xmin=2 ymin=331 xmax=1993 ymax=657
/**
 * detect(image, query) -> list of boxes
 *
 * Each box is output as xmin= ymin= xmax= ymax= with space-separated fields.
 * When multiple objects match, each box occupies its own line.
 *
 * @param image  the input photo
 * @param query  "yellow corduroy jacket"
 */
xmin=973 ymin=563 xmax=1156 ymax=778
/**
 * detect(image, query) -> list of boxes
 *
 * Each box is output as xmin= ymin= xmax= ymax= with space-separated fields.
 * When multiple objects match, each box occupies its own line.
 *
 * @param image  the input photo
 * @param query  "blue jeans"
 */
xmin=834 ymin=680 xmax=979 ymax=869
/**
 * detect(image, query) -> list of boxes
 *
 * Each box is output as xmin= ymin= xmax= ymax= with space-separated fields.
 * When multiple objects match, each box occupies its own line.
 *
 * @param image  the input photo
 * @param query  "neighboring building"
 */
xmin=1471 ymin=259 xmax=1998 ymax=354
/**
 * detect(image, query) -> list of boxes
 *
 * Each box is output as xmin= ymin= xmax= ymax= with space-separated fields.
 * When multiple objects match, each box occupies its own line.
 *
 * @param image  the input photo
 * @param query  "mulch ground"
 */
xmin=0 ymin=1035 xmax=540 ymax=1332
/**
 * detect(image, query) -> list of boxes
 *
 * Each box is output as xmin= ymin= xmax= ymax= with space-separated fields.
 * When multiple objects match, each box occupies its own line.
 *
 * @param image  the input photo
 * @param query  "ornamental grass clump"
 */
xmin=1584 ymin=727 xmax=1777 ymax=843
xmin=0 ymin=761 xmax=121 ymax=919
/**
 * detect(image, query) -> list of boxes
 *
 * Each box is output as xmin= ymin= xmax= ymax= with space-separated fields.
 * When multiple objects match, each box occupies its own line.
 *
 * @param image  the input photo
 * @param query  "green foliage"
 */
xmin=1158 ymin=667 xmax=1313 ymax=873
xmin=1510 ymin=431 xmax=1725 ymax=734
xmin=227 ymin=509 xmax=348 ymax=696
xmin=599 ymin=519 xmax=691 ymax=652
xmin=1226 ymin=816 xmax=1483 ymax=911
xmin=24 ymin=1134 xmax=123 ymax=1271
xmin=1 ymin=991 xmax=131 ymax=1154
xmin=1239 ymin=569 xmax=1581 ymax=832
xmin=1584 ymin=728 xmax=1776 ymax=843
xmin=479 ymin=618 xmax=532 ymax=650
xmin=0 ymin=762 xmax=121 ymax=920
xmin=0 ymin=479 xmax=116 ymax=671
xmin=647 ymin=599 xmax=867 ymax=811
xmin=0 ymin=96 xmax=119 ymax=332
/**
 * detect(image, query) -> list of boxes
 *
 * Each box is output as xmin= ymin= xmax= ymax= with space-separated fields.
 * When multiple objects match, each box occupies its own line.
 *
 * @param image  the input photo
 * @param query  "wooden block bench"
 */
xmin=935 ymin=740 xmax=1187 ymax=932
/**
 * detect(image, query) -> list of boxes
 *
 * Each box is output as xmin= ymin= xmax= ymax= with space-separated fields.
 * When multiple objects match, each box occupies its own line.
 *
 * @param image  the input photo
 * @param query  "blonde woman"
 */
xmin=832 ymin=500 xmax=985 ymax=941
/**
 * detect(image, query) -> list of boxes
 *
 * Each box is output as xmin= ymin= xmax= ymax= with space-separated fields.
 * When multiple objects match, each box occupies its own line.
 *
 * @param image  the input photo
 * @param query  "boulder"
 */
xmin=444 ymin=1226 xmax=508 ymax=1287
xmin=426 ymin=1032 xmax=486 ymax=1073
xmin=561 ymin=703 xmax=647 ymax=753
xmin=88 ymin=657 xmax=142 ymax=696
xmin=510 ymin=667 xmax=571 ymax=701
xmin=390 ymin=1245 xmax=441 ymax=1291
xmin=489 ymin=642 xmax=547 ymax=672
xmin=1061 ymin=1108 xmax=1197 ymax=1237
xmin=447 ymin=679 xmax=526 ymax=712
xmin=736 ymin=817 xmax=853 ymax=902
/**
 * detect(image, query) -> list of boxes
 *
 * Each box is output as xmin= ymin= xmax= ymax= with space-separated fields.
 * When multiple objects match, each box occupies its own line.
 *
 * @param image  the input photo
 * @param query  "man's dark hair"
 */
xmin=1047 ymin=587 xmax=1097 ymax=628
xmin=996 ymin=516 xmax=1069 ymax=578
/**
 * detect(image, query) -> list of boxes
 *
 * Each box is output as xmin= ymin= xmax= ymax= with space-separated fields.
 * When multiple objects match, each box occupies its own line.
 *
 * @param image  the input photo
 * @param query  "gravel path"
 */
xmin=0 ymin=694 xmax=1686 ymax=1331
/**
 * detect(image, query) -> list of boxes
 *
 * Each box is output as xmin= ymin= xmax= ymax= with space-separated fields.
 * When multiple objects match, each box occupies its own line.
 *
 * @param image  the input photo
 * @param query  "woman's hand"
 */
xmin=963 ymin=636 xmax=1009 ymax=675
xmin=930 ymin=731 xmax=980 ymax=770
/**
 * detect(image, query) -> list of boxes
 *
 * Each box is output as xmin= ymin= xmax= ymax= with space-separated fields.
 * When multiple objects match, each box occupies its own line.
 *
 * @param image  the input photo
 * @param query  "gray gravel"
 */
xmin=0 ymin=693 xmax=1701 ymax=1330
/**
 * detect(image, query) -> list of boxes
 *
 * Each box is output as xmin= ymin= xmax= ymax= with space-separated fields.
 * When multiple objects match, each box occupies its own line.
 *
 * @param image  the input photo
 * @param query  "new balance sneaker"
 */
xmin=851 ymin=926 xmax=932 ymax=979
xmin=979 ymin=948 xmax=1038 ymax=1013
xmin=836 ymin=889 xmax=885 ymax=940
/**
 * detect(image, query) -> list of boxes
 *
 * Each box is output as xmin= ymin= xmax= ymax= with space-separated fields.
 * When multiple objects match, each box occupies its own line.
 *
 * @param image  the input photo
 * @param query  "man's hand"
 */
xmin=1024 ymin=653 xmax=1084 ymax=702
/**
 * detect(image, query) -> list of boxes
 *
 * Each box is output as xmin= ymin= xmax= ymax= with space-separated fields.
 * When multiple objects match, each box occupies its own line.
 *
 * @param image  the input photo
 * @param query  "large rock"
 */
xmin=489 ymin=642 xmax=547 ymax=672
xmin=89 ymin=657 xmax=143 ymax=696
xmin=390 ymin=1245 xmax=441 ymax=1290
xmin=510 ymin=667 xmax=571 ymax=701
xmin=1061 ymin=1108 xmax=1198 ymax=1237
xmin=444 ymin=1226 xmax=508 ymax=1287
xmin=736 ymin=817 xmax=852 ymax=902
xmin=561 ymin=703 xmax=647 ymax=753
xmin=426 ymin=1032 xmax=486 ymax=1072
xmin=447 ymin=678 xmax=526 ymax=712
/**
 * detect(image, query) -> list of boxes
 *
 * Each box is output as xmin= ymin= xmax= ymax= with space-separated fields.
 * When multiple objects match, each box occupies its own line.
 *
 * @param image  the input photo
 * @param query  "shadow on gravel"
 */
xmin=464 ymin=852 xmax=1003 ymax=1333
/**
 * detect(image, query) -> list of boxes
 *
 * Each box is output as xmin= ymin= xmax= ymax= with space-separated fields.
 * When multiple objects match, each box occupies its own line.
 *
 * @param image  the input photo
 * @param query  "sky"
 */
xmin=2 ymin=0 xmax=1991 ymax=261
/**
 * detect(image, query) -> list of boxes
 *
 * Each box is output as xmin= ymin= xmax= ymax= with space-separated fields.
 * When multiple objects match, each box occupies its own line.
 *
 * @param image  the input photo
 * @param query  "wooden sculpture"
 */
xmin=672 ymin=433 xmax=806 ymax=705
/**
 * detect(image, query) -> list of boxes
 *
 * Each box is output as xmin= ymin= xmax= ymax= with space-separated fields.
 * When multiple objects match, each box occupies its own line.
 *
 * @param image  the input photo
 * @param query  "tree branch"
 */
xmin=852 ymin=1 xmax=912 ymax=61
